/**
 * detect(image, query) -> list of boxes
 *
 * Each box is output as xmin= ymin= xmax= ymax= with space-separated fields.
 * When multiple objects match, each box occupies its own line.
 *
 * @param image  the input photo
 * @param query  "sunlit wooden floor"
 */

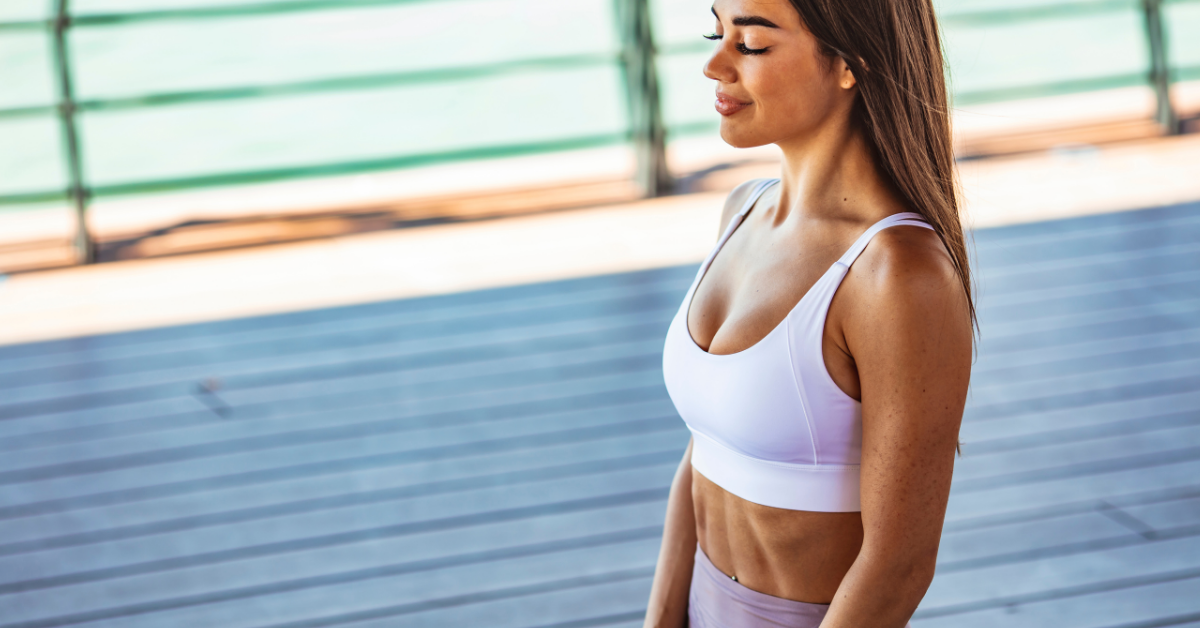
xmin=0 ymin=200 xmax=1198 ymax=627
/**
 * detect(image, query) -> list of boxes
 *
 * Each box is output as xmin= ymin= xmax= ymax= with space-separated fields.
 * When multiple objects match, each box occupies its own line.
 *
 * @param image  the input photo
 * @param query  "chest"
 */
xmin=686 ymin=219 xmax=851 ymax=356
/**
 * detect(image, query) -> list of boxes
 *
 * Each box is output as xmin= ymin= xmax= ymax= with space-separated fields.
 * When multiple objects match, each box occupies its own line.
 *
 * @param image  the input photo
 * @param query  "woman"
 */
xmin=644 ymin=1 xmax=973 ymax=626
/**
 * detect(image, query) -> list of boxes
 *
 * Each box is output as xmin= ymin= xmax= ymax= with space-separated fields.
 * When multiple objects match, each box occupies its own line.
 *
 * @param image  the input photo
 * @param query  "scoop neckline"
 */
xmin=683 ymin=188 xmax=929 ymax=360
xmin=683 ymin=261 xmax=838 ymax=359
xmin=682 ymin=179 xmax=839 ymax=359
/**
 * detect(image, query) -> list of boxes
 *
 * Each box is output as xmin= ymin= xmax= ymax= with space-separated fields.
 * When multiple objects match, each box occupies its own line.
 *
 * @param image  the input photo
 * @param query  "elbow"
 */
xmin=894 ymin=547 xmax=939 ymax=602
xmin=907 ymin=552 xmax=938 ymax=595
xmin=861 ymin=543 xmax=939 ymax=602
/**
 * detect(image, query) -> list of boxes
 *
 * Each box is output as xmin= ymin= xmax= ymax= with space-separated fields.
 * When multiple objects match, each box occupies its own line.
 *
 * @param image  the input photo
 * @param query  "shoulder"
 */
xmin=717 ymin=178 xmax=776 ymax=232
xmin=854 ymin=221 xmax=959 ymax=299
xmin=842 ymin=220 xmax=971 ymax=341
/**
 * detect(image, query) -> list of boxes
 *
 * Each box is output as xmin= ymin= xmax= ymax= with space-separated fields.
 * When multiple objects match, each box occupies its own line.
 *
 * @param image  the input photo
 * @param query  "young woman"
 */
xmin=644 ymin=1 xmax=974 ymax=626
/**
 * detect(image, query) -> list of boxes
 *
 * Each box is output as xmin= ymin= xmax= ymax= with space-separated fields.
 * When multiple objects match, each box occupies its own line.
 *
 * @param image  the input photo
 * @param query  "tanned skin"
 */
xmin=642 ymin=1 xmax=972 ymax=627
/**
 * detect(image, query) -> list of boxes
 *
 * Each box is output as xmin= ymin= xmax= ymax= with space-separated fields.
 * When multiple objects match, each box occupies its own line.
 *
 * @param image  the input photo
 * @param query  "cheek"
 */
xmin=751 ymin=56 xmax=832 ymax=118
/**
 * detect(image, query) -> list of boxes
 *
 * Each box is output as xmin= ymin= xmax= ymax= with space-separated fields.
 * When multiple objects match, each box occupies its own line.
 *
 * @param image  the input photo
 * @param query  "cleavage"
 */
xmin=688 ymin=219 xmax=835 ymax=355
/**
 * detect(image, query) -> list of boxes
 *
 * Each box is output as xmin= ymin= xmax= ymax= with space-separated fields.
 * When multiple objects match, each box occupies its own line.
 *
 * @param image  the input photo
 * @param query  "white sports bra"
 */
xmin=662 ymin=178 xmax=934 ymax=512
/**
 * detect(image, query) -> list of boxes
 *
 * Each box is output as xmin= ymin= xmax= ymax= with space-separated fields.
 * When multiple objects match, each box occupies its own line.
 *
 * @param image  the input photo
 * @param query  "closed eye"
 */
xmin=702 ymin=33 xmax=770 ymax=55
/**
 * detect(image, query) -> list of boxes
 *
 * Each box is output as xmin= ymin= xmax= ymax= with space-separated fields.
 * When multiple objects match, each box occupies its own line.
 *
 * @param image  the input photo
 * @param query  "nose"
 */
xmin=703 ymin=44 xmax=736 ymax=84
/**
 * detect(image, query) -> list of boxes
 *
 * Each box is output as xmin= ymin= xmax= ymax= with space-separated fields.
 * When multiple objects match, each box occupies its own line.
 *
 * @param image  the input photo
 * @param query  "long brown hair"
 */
xmin=789 ymin=0 xmax=976 ymax=328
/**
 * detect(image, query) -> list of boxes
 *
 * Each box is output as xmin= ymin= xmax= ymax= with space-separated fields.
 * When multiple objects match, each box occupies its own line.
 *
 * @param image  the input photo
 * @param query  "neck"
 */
xmin=771 ymin=115 xmax=902 ymax=226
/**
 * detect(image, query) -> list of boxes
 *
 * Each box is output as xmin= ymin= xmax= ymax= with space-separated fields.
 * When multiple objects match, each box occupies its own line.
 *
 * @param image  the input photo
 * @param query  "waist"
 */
xmin=692 ymin=467 xmax=865 ymax=604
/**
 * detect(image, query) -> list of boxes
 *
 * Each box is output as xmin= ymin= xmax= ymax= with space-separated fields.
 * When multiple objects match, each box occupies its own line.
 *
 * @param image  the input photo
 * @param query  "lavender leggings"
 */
xmin=687 ymin=545 xmax=913 ymax=627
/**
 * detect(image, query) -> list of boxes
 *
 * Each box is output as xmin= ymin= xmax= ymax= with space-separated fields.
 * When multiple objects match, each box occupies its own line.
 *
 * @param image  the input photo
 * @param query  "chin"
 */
xmin=719 ymin=122 xmax=772 ymax=149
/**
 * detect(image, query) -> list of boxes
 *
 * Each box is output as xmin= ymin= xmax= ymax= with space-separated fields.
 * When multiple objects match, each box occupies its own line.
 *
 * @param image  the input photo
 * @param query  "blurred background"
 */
xmin=1 ymin=0 xmax=1199 ymax=626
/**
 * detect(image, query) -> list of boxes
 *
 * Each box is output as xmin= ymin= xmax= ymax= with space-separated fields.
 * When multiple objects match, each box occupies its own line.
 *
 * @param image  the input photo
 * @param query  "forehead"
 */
xmin=711 ymin=0 xmax=801 ymax=28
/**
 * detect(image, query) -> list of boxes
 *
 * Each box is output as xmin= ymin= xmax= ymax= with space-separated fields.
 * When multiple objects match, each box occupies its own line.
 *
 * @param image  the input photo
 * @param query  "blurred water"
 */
xmin=0 ymin=0 xmax=1196 ymax=206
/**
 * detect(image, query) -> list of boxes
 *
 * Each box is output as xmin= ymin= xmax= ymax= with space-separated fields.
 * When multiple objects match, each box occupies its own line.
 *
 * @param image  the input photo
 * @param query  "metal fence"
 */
xmin=0 ymin=0 xmax=1195 ymax=263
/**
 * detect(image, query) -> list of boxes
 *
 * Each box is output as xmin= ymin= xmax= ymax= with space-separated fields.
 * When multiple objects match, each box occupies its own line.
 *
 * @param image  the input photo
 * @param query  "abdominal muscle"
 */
xmin=692 ymin=467 xmax=865 ymax=604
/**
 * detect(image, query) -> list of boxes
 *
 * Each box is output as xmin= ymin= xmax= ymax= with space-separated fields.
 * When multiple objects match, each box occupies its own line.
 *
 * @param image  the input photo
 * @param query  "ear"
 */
xmin=838 ymin=58 xmax=857 ymax=90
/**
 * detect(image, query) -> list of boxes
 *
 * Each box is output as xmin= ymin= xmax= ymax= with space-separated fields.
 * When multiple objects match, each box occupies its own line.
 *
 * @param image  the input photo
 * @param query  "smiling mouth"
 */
xmin=715 ymin=94 xmax=752 ymax=116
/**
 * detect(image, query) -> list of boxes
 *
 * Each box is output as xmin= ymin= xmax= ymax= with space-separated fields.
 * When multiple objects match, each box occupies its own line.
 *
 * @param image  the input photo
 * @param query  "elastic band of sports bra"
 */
xmin=690 ymin=429 xmax=861 ymax=512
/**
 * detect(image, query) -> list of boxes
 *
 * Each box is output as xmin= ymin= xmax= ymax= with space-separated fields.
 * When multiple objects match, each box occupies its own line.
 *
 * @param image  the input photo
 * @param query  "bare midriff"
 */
xmin=692 ymin=467 xmax=864 ymax=604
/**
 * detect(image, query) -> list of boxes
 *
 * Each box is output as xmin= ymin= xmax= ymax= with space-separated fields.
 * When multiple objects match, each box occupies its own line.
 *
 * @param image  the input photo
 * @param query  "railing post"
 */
xmin=1141 ymin=0 xmax=1178 ymax=135
xmin=51 ymin=0 xmax=94 ymax=263
xmin=614 ymin=0 xmax=670 ymax=197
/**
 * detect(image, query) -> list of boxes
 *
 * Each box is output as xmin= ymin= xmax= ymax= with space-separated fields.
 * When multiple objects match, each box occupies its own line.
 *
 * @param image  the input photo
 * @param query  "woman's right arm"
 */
xmin=643 ymin=438 xmax=697 ymax=628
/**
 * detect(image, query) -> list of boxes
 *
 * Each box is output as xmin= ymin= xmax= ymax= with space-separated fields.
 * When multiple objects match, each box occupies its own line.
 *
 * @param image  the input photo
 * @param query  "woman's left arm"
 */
xmin=820 ymin=229 xmax=973 ymax=628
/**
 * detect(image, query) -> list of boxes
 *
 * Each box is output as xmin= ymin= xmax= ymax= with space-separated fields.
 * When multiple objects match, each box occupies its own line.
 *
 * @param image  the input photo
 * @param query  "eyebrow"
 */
xmin=711 ymin=6 xmax=781 ymax=28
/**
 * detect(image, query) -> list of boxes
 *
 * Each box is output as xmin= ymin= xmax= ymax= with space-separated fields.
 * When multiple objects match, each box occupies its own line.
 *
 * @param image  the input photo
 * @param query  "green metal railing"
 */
xmin=0 ymin=0 xmax=1194 ymax=263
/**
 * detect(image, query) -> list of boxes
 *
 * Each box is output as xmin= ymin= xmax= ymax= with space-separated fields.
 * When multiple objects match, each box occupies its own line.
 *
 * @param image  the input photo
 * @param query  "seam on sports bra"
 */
xmin=807 ymin=264 xmax=862 ymax=408
xmin=785 ymin=316 xmax=822 ymax=465
xmin=691 ymin=428 xmax=860 ymax=471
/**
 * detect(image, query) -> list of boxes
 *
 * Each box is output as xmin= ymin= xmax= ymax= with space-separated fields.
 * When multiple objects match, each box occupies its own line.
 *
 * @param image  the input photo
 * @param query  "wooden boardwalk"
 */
xmin=0 ymin=201 xmax=1197 ymax=628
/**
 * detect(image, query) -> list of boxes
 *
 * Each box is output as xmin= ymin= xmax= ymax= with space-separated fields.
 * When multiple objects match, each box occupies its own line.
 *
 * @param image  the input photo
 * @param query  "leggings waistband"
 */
xmin=688 ymin=544 xmax=829 ymax=628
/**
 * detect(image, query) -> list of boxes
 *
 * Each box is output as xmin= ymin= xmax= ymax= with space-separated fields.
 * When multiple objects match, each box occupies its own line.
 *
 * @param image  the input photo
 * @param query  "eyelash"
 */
xmin=702 ymin=33 xmax=770 ymax=55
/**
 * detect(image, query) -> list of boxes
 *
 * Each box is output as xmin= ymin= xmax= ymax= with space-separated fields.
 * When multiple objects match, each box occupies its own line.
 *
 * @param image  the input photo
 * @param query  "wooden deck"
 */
xmin=0 ymin=201 xmax=1197 ymax=628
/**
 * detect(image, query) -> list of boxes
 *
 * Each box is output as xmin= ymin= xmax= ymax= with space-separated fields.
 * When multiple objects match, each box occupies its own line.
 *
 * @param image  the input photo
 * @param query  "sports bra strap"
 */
xmin=736 ymin=178 xmax=780 ymax=217
xmin=837 ymin=212 xmax=934 ymax=267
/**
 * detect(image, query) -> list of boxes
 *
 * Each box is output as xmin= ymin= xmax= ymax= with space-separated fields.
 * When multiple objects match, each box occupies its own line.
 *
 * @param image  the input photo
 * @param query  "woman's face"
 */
xmin=704 ymin=0 xmax=856 ymax=149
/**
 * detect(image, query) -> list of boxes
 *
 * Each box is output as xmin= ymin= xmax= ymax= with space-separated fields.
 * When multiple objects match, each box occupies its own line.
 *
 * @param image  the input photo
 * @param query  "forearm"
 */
xmin=818 ymin=546 xmax=935 ymax=628
xmin=644 ymin=439 xmax=697 ymax=628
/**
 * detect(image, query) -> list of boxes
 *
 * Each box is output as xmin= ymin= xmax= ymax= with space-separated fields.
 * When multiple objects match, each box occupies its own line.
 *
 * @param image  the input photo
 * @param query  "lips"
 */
xmin=715 ymin=93 xmax=752 ymax=116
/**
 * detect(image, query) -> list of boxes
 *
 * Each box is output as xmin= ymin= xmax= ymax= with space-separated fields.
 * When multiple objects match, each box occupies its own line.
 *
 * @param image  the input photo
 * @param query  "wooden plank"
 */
xmin=978 ymin=308 xmax=1200 ymax=357
xmin=0 ymin=333 xmax=670 ymax=442
xmin=0 ymin=345 xmax=674 ymax=473
xmin=970 ymin=202 xmax=1199 ymax=246
xmin=0 ymin=266 xmax=694 ymax=368
xmin=0 ymin=538 xmax=660 ymax=628
xmin=0 ymin=309 xmax=676 ymax=413
xmin=0 ymin=398 xmax=214 ymax=443
xmin=0 ymin=464 xmax=672 ymax=586
xmin=951 ymin=426 xmax=1200 ymax=489
xmin=946 ymin=458 xmax=1200 ymax=522
xmin=939 ymin=491 xmax=1200 ymax=566
xmin=979 ymin=268 xmax=1200 ymax=312
xmin=978 ymin=251 xmax=1200 ymax=298
xmin=972 ymin=330 xmax=1200 ymax=381
xmin=0 ymin=501 xmax=667 ymax=623
xmin=981 ymin=281 xmax=1200 ymax=326
xmin=0 ymin=432 xmax=687 ymax=550
xmin=114 ymin=575 xmax=653 ymax=628
xmin=973 ymin=209 xmax=1200 ymax=258
xmin=1121 ymin=497 xmax=1200 ymax=532
xmin=0 ymin=283 xmax=684 ymax=394
xmin=977 ymin=220 xmax=1200 ymax=267
xmin=937 ymin=510 xmax=1135 ymax=567
xmin=944 ymin=484 xmax=1200 ymax=534
xmin=914 ymin=575 xmax=1200 ymax=628
xmin=964 ymin=362 xmax=1200 ymax=422
xmin=0 ymin=389 xmax=681 ymax=511
xmin=918 ymin=535 xmax=1200 ymax=614
xmin=961 ymin=401 xmax=1200 ymax=455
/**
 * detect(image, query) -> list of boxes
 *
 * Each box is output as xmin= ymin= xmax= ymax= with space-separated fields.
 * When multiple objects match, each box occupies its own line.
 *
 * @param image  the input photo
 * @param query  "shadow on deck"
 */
xmin=0 ymin=200 xmax=1198 ymax=627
